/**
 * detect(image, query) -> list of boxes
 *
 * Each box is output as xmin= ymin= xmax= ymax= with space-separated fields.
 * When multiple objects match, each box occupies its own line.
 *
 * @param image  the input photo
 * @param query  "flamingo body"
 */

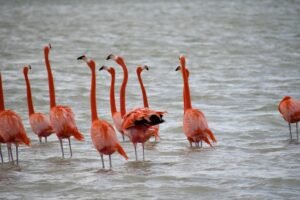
xmin=112 ymin=112 xmax=124 ymax=135
xmin=29 ymin=113 xmax=54 ymax=138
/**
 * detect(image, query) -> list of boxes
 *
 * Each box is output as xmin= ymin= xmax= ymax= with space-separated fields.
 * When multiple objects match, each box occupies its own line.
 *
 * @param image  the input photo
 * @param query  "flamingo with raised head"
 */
xmin=78 ymin=56 xmax=128 ymax=168
xmin=44 ymin=44 xmax=84 ymax=158
xmin=136 ymin=65 xmax=160 ymax=141
xmin=0 ymin=72 xmax=30 ymax=165
xmin=23 ymin=65 xmax=54 ymax=143
xmin=107 ymin=54 xmax=166 ymax=161
xmin=176 ymin=55 xmax=216 ymax=148
xmin=175 ymin=66 xmax=189 ymax=114
xmin=278 ymin=96 xmax=300 ymax=140
xmin=106 ymin=54 xmax=128 ymax=141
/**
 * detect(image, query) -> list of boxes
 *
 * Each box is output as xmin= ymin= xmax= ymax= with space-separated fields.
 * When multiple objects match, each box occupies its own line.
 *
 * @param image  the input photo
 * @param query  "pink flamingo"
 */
xmin=23 ymin=65 xmax=54 ymax=143
xmin=78 ymin=56 xmax=128 ymax=168
xmin=107 ymin=54 xmax=166 ymax=161
xmin=278 ymin=96 xmax=300 ymax=140
xmin=106 ymin=54 xmax=128 ymax=141
xmin=176 ymin=55 xmax=216 ymax=148
xmin=44 ymin=44 xmax=84 ymax=158
xmin=136 ymin=65 xmax=160 ymax=141
xmin=0 ymin=72 xmax=31 ymax=165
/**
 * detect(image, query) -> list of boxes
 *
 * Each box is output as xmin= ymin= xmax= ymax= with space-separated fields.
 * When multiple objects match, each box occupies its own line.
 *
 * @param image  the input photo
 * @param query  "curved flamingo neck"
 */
xmin=181 ymin=59 xmax=192 ymax=110
xmin=109 ymin=68 xmax=117 ymax=115
xmin=0 ymin=73 xmax=5 ymax=111
xmin=44 ymin=49 xmax=56 ymax=108
xmin=119 ymin=60 xmax=128 ymax=117
xmin=24 ymin=71 xmax=35 ymax=116
xmin=89 ymin=63 xmax=98 ymax=122
xmin=137 ymin=71 xmax=149 ymax=108
xmin=183 ymin=68 xmax=190 ymax=113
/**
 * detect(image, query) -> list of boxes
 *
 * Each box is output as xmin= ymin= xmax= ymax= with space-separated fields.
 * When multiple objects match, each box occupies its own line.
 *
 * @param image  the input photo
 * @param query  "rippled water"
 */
xmin=0 ymin=0 xmax=300 ymax=199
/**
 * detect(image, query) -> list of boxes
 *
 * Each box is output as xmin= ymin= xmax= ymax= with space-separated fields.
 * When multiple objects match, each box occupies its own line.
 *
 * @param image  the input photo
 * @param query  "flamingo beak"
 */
xmin=28 ymin=65 xmax=32 ymax=70
xmin=99 ymin=66 xmax=107 ymax=71
xmin=143 ymin=65 xmax=149 ymax=71
xmin=175 ymin=66 xmax=181 ymax=71
xmin=106 ymin=54 xmax=114 ymax=60
xmin=77 ymin=55 xmax=86 ymax=60
xmin=49 ymin=43 xmax=52 ymax=49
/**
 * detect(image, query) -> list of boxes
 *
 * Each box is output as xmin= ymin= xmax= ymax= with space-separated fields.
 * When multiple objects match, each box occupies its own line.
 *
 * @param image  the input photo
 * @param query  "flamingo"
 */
xmin=107 ymin=54 xmax=166 ymax=161
xmin=0 ymin=72 xmax=31 ymax=165
xmin=278 ymin=96 xmax=300 ymax=140
xmin=175 ymin=66 xmax=190 ymax=114
xmin=23 ymin=65 xmax=54 ymax=143
xmin=77 ymin=56 xmax=128 ymax=168
xmin=106 ymin=54 xmax=128 ymax=141
xmin=176 ymin=55 xmax=216 ymax=148
xmin=44 ymin=44 xmax=84 ymax=158
xmin=136 ymin=65 xmax=160 ymax=141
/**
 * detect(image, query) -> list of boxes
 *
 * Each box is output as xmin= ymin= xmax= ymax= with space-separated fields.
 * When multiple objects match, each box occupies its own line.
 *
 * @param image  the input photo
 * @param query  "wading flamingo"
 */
xmin=278 ymin=96 xmax=300 ymax=140
xmin=78 ymin=56 xmax=128 ymax=168
xmin=23 ymin=65 xmax=54 ymax=143
xmin=0 ymin=72 xmax=30 ymax=165
xmin=107 ymin=54 xmax=166 ymax=161
xmin=44 ymin=44 xmax=84 ymax=158
xmin=106 ymin=54 xmax=128 ymax=141
xmin=176 ymin=55 xmax=216 ymax=148
xmin=136 ymin=65 xmax=160 ymax=141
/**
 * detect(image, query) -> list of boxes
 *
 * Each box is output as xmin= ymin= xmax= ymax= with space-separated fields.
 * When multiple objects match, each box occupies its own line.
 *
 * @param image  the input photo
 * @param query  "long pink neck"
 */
xmin=44 ymin=49 xmax=56 ymax=108
xmin=137 ymin=71 xmax=149 ymax=108
xmin=183 ymin=69 xmax=190 ymax=112
xmin=182 ymin=61 xmax=192 ymax=110
xmin=109 ymin=69 xmax=117 ymax=115
xmin=119 ymin=60 xmax=128 ymax=117
xmin=89 ymin=63 xmax=98 ymax=122
xmin=0 ymin=73 xmax=5 ymax=111
xmin=24 ymin=71 xmax=35 ymax=115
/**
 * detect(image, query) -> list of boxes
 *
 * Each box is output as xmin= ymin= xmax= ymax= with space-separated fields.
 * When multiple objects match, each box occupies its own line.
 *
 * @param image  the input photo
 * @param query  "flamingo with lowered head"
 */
xmin=278 ymin=96 xmax=300 ymax=140
xmin=136 ymin=65 xmax=160 ymax=141
xmin=78 ymin=56 xmax=128 ymax=168
xmin=107 ymin=54 xmax=166 ymax=161
xmin=0 ymin=72 xmax=30 ymax=165
xmin=44 ymin=44 xmax=84 ymax=158
xmin=23 ymin=65 xmax=54 ymax=143
xmin=176 ymin=55 xmax=216 ymax=148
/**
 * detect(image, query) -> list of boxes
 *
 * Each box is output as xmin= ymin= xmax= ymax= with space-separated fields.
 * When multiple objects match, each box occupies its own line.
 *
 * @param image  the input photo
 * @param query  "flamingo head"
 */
xmin=23 ymin=65 xmax=31 ymax=75
xmin=44 ymin=43 xmax=51 ymax=55
xmin=77 ymin=55 xmax=96 ymax=70
xmin=137 ymin=65 xmax=149 ymax=75
xmin=175 ymin=65 xmax=190 ymax=78
xmin=99 ymin=65 xmax=115 ymax=75
xmin=107 ymin=54 xmax=126 ymax=67
xmin=179 ymin=54 xmax=186 ymax=68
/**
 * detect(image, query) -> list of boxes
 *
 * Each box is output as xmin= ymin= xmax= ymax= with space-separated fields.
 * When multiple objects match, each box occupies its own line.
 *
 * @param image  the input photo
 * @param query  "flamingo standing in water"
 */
xmin=278 ymin=96 xmax=300 ymax=140
xmin=107 ymin=54 xmax=166 ymax=161
xmin=44 ymin=44 xmax=84 ymax=158
xmin=136 ymin=65 xmax=160 ymax=141
xmin=78 ymin=56 xmax=128 ymax=168
xmin=106 ymin=54 xmax=128 ymax=141
xmin=176 ymin=55 xmax=216 ymax=148
xmin=0 ymin=72 xmax=30 ymax=165
xmin=23 ymin=65 xmax=54 ymax=143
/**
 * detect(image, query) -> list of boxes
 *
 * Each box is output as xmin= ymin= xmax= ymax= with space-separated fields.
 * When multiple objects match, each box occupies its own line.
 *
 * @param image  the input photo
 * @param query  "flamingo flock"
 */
xmin=0 ymin=44 xmax=298 ymax=167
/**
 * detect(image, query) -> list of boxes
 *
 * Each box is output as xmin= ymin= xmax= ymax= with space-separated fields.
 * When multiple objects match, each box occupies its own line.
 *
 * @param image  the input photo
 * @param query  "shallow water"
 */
xmin=0 ymin=0 xmax=300 ymax=199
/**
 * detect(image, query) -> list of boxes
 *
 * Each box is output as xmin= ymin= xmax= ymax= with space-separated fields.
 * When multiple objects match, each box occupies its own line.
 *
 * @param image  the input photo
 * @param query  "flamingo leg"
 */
xmin=296 ymin=122 xmax=299 ymax=141
xmin=196 ymin=142 xmax=199 ymax=148
xmin=142 ymin=143 xmax=145 ymax=161
xmin=134 ymin=143 xmax=138 ymax=161
xmin=122 ymin=134 xmax=125 ymax=142
xmin=39 ymin=137 xmax=42 ymax=144
xmin=289 ymin=123 xmax=292 ymax=140
xmin=0 ymin=144 xmax=3 ymax=164
xmin=45 ymin=137 xmax=48 ymax=143
xmin=109 ymin=155 xmax=112 ymax=168
xmin=189 ymin=141 xmax=192 ymax=148
xmin=16 ymin=144 xmax=19 ymax=166
xmin=59 ymin=139 xmax=65 ymax=158
xmin=8 ymin=144 xmax=14 ymax=164
xmin=68 ymin=138 xmax=72 ymax=158
xmin=100 ymin=153 xmax=105 ymax=168
xmin=200 ymin=140 xmax=203 ymax=148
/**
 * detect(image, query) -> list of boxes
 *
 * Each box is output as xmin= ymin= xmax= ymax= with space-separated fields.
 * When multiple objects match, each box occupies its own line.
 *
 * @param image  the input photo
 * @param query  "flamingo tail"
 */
xmin=72 ymin=129 xmax=84 ymax=141
xmin=116 ymin=143 xmax=128 ymax=160
xmin=20 ymin=132 xmax=31 ymax=146
xmin=205 ymin=129 xmax=217 ymax=143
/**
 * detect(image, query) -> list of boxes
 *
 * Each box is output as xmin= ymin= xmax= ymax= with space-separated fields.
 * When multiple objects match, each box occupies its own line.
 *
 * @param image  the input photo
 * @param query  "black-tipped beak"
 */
xmin=77 ymin=55 xmax=86 ymax=60
xmin=99 ymin=66 xmax=107 ymax=71
xmin=106 ymin=54 xmax=113 ymax=60
xmin=49 ymin=43 xmax=52 ymax=49
xmin=175 ymin=66 xmax=181 ymax=71
xmin=28 ymin=65 xmax=32 ymax=70
xmin=144 ymin=65 xmax=149 ymax=71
